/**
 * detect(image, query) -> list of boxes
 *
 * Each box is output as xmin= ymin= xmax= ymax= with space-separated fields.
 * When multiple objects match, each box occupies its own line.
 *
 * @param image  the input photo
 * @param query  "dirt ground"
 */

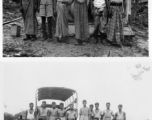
xmin=3 ymin=0 xmax=149 ymax=57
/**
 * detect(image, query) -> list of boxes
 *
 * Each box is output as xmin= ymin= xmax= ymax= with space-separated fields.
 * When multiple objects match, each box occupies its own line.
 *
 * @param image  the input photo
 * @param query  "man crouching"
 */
xmin=91 ymin=0 xmax=110 ymax=45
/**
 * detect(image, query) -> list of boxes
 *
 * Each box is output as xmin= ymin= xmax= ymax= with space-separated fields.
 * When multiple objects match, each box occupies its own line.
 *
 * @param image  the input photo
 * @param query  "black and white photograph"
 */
xmin=2 ymin=62 xmax=152 ymax=120
xmin=3 ymin=0 xmax=149 ymax=57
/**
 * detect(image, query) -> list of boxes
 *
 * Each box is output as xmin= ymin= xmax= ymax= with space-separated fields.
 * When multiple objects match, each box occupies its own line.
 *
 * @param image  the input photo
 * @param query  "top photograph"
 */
xmin=3 ymin=0 xmax=148 ymax=57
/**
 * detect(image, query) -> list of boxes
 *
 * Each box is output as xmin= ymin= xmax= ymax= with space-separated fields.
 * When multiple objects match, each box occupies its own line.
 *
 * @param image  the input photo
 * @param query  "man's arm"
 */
xmin=124 ymin=112 xmax=126 ymax=120
xmin=25 ymin=110 xmax=28 ymax=120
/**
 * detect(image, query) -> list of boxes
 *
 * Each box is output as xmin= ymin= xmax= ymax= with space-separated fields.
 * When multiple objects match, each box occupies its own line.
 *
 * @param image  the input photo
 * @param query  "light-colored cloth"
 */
xmin=79 ymin=107 xmax=90 ymax=116
xmin=67 ymin=110 xmax=77 ymax=119
xmin=110 ymin=0 xmax=123 ymax=3
xmin=49 ymin=108 xmax=58 ymax=116
xmin=27 ymin=109 xmax=35 ymax=120
xmin=93 ymin=0 xmax=105 ymax=11
xmin=20 ymin=0 xmax=38 ymax=35
xmin=41 ymin=0 xmax=52 ymax=4
xmin=40 ymin=0 xmax=53 ymax=17
xmin=116 ymin=112 xmax=125 ymax=120
xmin=80 ymin=115 xmax=89 ymax=120
xmin=39 ymin=107 xmax=49 ymax=117
xmin=124 ymin=0 xmax=131 ymax=24
xmin=93 ymin=109 xmax=103 ymax=119
xmin=103 ymin=109 xmax=114 ymax=120
xmin=55 ymin=1 xmax=69 ymax=38
xmin=39 ymin=4 xmax=53 ymax=17
xmin=74 ymin=0 xmax=90 ymax=41
xmin=107 ymin=5 xmax=124 ymax=45
xmin=49 ymin=108 xmax=58 ymax=120
xmin=58 ymin=109 xmax=66 ymax=116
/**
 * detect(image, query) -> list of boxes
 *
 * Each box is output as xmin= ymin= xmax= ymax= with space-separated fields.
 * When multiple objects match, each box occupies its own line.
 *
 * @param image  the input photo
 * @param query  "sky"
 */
xmin=2 ymin=61 xmax=152 ymax=120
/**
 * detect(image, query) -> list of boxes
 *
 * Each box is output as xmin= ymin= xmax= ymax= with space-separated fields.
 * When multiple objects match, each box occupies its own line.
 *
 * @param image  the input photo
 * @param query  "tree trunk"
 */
xmin=131 ymin=0 xmax=139 ymax=24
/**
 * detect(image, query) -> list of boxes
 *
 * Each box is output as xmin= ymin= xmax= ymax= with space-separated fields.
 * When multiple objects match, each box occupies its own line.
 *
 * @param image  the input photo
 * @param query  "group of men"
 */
xmin=18 ymin=0 xmax=130 ymax=46
xmin=25 ymin=100 xmax=126 ymax=120
xmin=25 ymin=101 xmax=77 ymax=120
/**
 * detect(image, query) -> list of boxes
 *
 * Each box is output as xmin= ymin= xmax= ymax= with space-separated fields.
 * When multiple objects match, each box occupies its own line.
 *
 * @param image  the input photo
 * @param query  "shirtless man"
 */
xmin=66 ymin=104 xmax=77 ymax=120
xmin=25 ymin=103 xmax=36 ymax=120
xmin=49 ymin=102 xmax=58 ymax=120
xmin=115 ymin=105 xmax=126 ymax=120
xmin=57 ymin=103 xmax=66 ymax=120
xmin=103 ymin=103 xmax=114 ymax=120
xmin=79 ymin=100 xmax=90 ymax=120
xmin=38 ymin=101 xmax=49 ymax=120
xmin=93 ymin=103 xmax=103 ymax=120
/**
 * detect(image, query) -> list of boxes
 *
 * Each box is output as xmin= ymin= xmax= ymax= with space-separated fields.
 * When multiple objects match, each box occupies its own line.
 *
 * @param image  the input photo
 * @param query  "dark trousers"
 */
xmin=41 ymin=17 xmax=53 ymax=38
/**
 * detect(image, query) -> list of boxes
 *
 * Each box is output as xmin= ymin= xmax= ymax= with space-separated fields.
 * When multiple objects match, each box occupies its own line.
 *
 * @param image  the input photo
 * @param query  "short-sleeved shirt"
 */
xmin=79 ymin=107 xmax=90 ymax=116
xmin=49 ymin=108 xmax=58 ymax=116
xmin=67 ymin=110 xmax=77 ymax=119
xmin=39 ymin=107 xmax=49 ymax=117
xmin=103 ymin=109 xmax=114 ymax=119
xmin=93 ymin=109 xmax=103 ymax=119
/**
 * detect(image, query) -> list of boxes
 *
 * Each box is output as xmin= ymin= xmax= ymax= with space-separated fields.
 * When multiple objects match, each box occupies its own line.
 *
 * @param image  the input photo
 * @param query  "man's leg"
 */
xmin=91 ymin=12 xmax=100 ymax=44
xmin=47 ymin=17 xmax=53 ymax=41
xmin=41 ymin=17 xmax=47 ymax=41
xmin=23 ymin=34 xmax=31 ymax=41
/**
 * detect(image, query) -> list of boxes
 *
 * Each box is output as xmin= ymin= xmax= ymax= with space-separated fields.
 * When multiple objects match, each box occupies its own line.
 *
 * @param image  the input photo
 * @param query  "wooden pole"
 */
xmin=3 ymin=17 xmax=22 ymax=25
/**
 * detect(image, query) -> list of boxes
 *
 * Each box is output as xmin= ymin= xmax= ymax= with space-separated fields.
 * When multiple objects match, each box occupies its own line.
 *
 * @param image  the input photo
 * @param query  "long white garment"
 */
xmin=124 ymin=0 xmax=131 ymax=24
xmin=27 ymin=109 xmax=35 ymax=120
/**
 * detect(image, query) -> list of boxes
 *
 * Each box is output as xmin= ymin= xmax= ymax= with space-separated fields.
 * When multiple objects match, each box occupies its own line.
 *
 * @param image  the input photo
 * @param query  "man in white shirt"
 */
xmin=79 ymin=100 xmax=90 ymax=120
xmin=25 ymin=103 xmax=36 ymax=120
xmin=38 ymin=101 xmax=49 ymax=120
xmin=49 ymin=102 xmax=58 ymax=120
xmin=91 ymin=0 xmax=110 ymax=45
xmin=93 ymin=103 xmax=103 ymax=120
xmin=115 ymin=104 xmax=126 ymax=120
xmin=103 ymin=103 xmax=114 ymax=120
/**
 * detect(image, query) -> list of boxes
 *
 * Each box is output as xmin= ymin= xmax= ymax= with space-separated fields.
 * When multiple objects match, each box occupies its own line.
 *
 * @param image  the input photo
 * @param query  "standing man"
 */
xmin=91 ymin=0 xmax=110 ymax=45
xmin=20 ymin=0 xmax=38 ymax=41
xmin=89 ymin=104 xmax=94 ymax=120
xmin=93 ymin=103 xmax=103 ymax=120
xmin=103 ymin=103 xmax=114 ymax=120
xmin=106 ymin=0 xmax=127 ymax=47
xmin=25 ymin=103 xmax=36 ymax=120
xmin=57 ymin=103 xmax=66 ymax=120
xmin=66 ymin=104 xmax=77 ymax=120
xmin=55 ymin=0 xmax=73 ymax=43
xmin=49 ymin=102 xmax=58 ymax=120
xmin=38 ymin=0 xmax=54 ymax=41
xmin=115 ymin=105 xmax=126 ymax=120
xmin=37 ymin=101 xmax=49 ymax=120
xmin=79 ymin=100 xmax=90 ymax=120
xmin=74 ymin=0 xmax=90 ymax=45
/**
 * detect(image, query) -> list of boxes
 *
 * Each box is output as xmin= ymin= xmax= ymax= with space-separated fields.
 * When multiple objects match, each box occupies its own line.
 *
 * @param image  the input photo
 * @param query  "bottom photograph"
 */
xmin=2 ymin=62 xmax=152 ymax=120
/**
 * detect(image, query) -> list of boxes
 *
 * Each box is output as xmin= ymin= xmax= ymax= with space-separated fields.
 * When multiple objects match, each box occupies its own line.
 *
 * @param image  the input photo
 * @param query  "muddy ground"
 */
xmin=3 ymin=0 xmax=149 ymax=57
